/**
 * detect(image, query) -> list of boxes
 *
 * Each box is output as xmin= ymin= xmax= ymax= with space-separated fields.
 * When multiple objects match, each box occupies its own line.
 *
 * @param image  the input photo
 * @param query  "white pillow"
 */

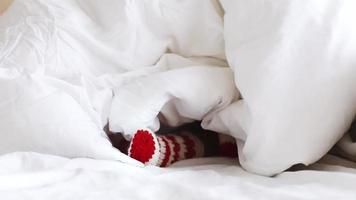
xmin=0 ymin=74 xmax=139 ymax=165
xmin=221 ymin=0 xmax=356 ymax=175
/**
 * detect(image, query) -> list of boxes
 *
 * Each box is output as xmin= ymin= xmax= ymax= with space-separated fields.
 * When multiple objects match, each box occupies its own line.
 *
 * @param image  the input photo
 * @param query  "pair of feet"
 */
xmin=107 ymin=123 xmax=238 ymax=167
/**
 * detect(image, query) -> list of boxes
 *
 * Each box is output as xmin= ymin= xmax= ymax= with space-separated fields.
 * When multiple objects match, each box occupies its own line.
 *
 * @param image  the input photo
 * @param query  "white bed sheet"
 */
xmin=1 ymin=152 xmax=356 ymax=200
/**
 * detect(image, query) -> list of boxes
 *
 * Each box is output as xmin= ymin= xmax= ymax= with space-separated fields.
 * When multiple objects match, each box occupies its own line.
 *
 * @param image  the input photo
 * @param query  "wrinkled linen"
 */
xmin=0 ymin=74 xmax=138 ymax=165
xmin=0 ymin=0 xmax=355 ymax=177
xmin=1 ymin=152 xmax=356 ymax=200
xmin=109 ymin=65 xmax=238 ymax=137
xmin=0 ymin=0 xmax=231 ymax=167
xmin=210 ymin=0 xmax=356 ymax=175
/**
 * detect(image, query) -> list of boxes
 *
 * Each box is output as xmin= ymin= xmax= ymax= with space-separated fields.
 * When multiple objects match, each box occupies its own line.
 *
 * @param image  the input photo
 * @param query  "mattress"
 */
xmin=1 ymin=152 xmax=356 ymax=200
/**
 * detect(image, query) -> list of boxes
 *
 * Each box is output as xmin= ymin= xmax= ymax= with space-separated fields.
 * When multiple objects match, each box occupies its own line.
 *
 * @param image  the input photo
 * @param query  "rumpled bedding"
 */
xmin=2 ymin=152 xmax=356 ymax=200
xmin=0 ymin=0 xmax=355 ymax=177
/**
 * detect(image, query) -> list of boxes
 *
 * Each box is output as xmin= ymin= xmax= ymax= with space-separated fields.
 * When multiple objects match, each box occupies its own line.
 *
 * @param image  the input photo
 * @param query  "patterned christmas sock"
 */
xmin=127 ymin=123 xmax=238 ymax=167
xmin=127 ymin=129 xmax=203 ymax=166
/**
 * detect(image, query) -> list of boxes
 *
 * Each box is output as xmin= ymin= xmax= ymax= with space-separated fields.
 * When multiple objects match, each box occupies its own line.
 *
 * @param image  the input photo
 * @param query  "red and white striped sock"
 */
xmin=127 ymin=127 xmax=237 ymax=167
xmin=128 ymin=129 xmax=205 ymax=167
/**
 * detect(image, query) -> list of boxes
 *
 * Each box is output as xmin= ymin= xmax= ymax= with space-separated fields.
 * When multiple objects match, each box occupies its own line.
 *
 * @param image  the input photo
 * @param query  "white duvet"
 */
xmin=1 ymin=152 xmax=356 ymax=200
xmin=0 ymin=0 xmax=355 ymax=179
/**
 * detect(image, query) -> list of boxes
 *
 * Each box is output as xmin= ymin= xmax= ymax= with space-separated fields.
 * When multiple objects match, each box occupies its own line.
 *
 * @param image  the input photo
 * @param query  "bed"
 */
xmin=0 ymin=0 xmax=355 ymax=199
xmin=1 ymin=152 xmax=356 ymax=199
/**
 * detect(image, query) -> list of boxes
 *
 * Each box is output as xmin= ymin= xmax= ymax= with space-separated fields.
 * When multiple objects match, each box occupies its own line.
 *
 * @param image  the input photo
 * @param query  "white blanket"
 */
xmin=1 ymin=152 xmax=356 ymax=200
xmin=0 ymin=0 xmax=230 ymax=165
xmin=218 ymin=0 xmax=356 ymax=175
xmin=0 ymin=0 xmax=355 ymax=178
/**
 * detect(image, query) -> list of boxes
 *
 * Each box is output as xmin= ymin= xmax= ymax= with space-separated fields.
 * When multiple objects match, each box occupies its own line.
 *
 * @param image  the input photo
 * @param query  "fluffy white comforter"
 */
xmin=0 ymin=0 xmax=355 ymax=178
xmin=2 ymin=152 xmax=356 ymax=200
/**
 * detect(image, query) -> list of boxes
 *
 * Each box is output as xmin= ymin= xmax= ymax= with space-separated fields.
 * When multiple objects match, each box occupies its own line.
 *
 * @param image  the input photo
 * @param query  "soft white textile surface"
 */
xmin=109 ymin=65 xmax=238 ymax=137
xmin=0 ymin=0 xmax=228 ymax=165
xmin=0 ymin=0 xmax=355 ymax=178
xmin=0 ymin=74 xmax=136 ymax=164
xmin=1 ymin=152 xmax=356 ymax=200
xmin=215 ymin=0 xmax=356 ymax=175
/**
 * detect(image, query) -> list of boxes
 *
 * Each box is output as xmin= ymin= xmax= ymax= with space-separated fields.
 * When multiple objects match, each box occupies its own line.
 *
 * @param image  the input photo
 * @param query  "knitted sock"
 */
xmin=127 ymin=124 xmax=238 ymax=167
